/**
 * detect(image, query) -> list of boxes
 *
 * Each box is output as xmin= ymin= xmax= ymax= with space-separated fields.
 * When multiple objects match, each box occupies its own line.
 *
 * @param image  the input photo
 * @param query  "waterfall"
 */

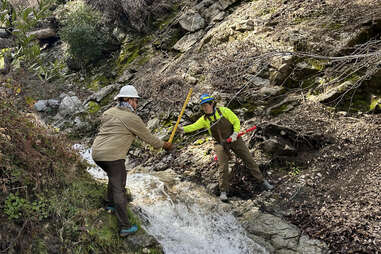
xmin=74 ymin=145 xmax=268 ymax=254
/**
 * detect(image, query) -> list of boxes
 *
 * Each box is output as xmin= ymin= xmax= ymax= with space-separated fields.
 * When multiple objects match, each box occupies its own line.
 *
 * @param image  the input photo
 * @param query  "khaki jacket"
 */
xmin=92 ymin=106 xmax=164 ymax=161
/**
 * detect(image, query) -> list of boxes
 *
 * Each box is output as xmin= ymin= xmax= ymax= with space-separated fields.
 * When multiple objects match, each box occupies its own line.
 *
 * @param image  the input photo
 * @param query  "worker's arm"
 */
xmin=221 ymin=107 xmax=240 ymax=133
xmin=183 ymin=116 xmax=207 ymax=133
xmin=125 ymin=114 xmax=164 ymax=149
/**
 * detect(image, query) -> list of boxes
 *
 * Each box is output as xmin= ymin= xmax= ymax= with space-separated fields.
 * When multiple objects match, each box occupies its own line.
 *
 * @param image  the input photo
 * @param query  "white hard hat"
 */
xmin=114 ymin=85 xmax=140 ymax=100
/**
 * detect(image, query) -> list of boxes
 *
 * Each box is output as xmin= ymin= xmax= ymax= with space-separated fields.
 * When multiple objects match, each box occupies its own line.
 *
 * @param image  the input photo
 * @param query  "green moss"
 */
xmin=88 ymin=79 xmax=101 ymax=91
xmin=87 ymin=101 xmax=101 ymax=114
xmin=306 ymin=59 xmax=327 ymax=71
xmin=369 ymin=96 xmax=381 ymax=111
xmin=118 ymin=36 xmax=153 ymax=70
xmin=322 ymin=22 xmax=343 ymax=30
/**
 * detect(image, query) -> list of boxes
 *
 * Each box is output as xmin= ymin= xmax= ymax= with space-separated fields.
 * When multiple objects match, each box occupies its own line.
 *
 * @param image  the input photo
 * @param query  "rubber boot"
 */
xmin=120 ymin=225 xmax=138 ymax=237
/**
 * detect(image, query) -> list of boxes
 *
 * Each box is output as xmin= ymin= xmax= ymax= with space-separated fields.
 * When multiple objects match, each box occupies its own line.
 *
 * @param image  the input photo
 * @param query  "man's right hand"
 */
xmin=163 ymin=142 xmax=175 ymax=151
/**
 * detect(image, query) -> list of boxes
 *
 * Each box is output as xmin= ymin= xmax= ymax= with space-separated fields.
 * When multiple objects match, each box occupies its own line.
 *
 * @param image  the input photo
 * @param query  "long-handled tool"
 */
xmin=214 ymin=125 xmax=257 ymax=161
xmin=226 ymin=126 xmax=257 ymax=143
xmin=168 ymin=87 xmax=193 ymax=144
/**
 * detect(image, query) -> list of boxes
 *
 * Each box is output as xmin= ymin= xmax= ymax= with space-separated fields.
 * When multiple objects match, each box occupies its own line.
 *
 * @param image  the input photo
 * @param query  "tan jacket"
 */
xmin=91 ymin=106 xmax=164 ymax=161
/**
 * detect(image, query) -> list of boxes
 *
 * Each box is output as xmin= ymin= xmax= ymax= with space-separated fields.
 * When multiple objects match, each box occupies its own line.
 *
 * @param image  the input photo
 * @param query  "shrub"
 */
xmin=59 ymin=3 xmax=110 ymax=69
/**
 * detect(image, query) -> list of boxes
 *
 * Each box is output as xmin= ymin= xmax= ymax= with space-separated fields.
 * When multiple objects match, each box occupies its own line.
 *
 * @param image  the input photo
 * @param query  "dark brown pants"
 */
xmin=215 ymin=137 xmax=264 ymax=192
xmin=94 ymin=160 xmax=130 ymax=228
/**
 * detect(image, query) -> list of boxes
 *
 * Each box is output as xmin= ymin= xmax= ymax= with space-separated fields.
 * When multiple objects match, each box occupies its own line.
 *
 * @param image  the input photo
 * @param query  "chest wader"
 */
xmin=207 ymin=108 xmax=264 ymax=193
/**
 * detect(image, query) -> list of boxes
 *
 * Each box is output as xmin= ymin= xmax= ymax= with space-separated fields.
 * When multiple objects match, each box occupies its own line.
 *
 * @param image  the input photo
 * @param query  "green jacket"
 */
xmin=183 ymin=106 xmax=240 ymax=136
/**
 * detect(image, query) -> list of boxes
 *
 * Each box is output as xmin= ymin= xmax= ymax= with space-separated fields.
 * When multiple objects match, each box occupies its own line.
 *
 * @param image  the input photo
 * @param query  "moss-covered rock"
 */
xmin=86 ymin=101 xmax=101 ymax=114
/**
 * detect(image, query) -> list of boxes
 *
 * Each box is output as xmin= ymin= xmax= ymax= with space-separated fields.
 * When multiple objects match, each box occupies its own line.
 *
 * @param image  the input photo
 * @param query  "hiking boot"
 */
xmin=219 ymin=192 xmax=228 ymax=202
xmin=120 ymin=225 xmax=139 ymax=237
xmin=262 ymin=180 xmax=274 ymax=191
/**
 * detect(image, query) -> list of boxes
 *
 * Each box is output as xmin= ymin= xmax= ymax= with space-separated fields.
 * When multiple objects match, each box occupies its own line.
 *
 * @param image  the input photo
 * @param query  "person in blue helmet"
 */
xmin=179 ymin=94 xmax=274 ymax=202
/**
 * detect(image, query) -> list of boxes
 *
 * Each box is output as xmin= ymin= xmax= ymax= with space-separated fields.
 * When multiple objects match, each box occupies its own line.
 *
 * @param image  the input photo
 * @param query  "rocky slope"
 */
xmin=1 ymin=0 xmax=381 ymax=253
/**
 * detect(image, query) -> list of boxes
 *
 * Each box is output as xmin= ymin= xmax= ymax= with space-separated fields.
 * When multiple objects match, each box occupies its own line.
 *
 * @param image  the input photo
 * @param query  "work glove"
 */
xmin=162 ymin=141 xmax=175 ymax=151
xmin=228 ymin=132 xmax=239 ymax=143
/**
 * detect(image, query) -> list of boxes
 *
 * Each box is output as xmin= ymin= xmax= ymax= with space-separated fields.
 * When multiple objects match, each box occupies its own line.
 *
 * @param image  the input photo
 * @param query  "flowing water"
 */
xmin=74 ymin=145 xmax=268 ymax=254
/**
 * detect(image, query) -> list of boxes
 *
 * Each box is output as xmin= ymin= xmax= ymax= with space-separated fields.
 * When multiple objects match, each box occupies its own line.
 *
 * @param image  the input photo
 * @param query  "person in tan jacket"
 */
xmin=91 ymin=85 xmax=174 ymax=237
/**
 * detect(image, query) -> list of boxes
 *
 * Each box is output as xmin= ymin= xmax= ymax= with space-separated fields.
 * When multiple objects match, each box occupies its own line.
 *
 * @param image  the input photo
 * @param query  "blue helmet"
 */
xmin=200 ymin=94 xmax=214 ymax=105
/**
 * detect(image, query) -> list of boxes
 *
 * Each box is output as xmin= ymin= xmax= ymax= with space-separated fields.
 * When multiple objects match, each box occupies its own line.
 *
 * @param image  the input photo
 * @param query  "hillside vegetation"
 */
xmin=0 ymin=88 xmax=160 ymax=253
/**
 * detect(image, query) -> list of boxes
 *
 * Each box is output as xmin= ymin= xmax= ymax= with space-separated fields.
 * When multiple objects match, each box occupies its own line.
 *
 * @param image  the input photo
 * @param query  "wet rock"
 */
xmin=247 ymin=234 xmax=275 ymax=253
xmin=297 ymin=235 xmax=328 ymax=254
xmin=245 ymin=212 xmax=300 ymax=250
xmin=127 ymin=233 xmax=162 ymax=250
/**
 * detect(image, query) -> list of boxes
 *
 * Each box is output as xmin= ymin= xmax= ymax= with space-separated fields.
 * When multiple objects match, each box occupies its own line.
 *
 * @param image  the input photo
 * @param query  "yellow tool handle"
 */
xmin=168 ymin=87 xmax=193 ymax=143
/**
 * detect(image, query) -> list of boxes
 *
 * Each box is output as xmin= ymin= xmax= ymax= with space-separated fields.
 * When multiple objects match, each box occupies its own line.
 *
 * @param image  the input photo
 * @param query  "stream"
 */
xmin=74 ymin=144 xmax=268 ymax=254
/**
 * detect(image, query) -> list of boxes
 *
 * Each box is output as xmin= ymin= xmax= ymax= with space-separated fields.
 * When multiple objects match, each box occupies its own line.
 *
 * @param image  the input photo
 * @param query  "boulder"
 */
xmin=179 ymin=10 xmax=206 ymax=32
xmin=173 ymin=30 xmax=204 ymax=52
xmin=84 ymin=84 xmax=118 ymax=104
xmin=308 ymin=81 xmax=353 ymax=103
xmin=58 ymin=96 xmax=84 ymax=117
xmin=34 ymin=100 xmax=48 ymax=112
xmin=258 ymin=86 xmax=283 ymax=96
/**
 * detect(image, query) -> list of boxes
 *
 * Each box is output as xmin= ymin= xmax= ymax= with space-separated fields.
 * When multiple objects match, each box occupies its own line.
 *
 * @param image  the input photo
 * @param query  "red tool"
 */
xmin=226 ymin=126 xmax=257 ymax=143
xmin=214 ymin=126 xmax=257 ymax=161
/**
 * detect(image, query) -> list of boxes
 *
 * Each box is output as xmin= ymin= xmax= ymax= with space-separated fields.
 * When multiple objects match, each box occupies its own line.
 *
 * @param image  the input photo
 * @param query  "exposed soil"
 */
xmin=274 ymin=102 xmax=381 ymax=253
